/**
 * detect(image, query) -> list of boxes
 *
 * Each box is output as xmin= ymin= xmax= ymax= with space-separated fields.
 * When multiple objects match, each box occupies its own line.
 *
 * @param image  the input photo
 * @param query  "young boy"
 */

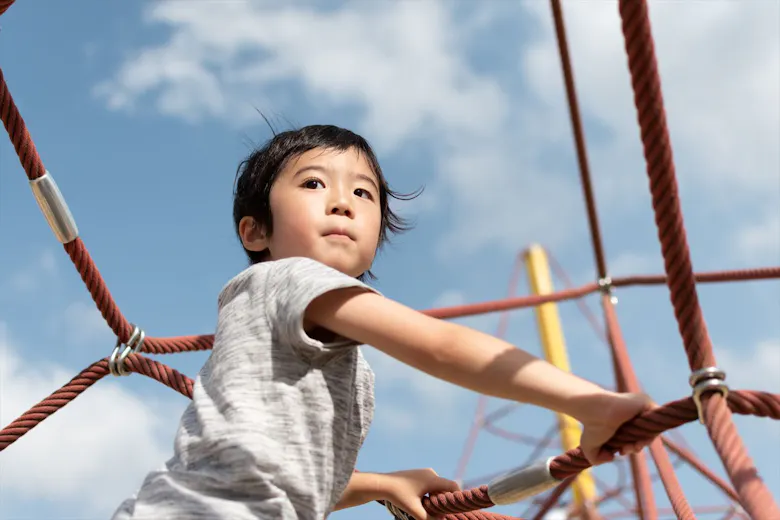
xmin=112 ymin=125 xmax=653 ymax=520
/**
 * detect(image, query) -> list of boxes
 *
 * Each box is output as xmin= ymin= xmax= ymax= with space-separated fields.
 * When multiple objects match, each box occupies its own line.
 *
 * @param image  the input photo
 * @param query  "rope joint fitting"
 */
xmin=109 ymin=325 xmax=146 ymax=377
xmin=598 ymin=276 xmax=618 ymax=305
xmin=689 ymin=367 xmax=729 ymax=424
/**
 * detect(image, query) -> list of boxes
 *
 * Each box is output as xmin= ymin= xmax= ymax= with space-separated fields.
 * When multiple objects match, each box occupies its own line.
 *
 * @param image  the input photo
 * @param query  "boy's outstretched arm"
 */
xmin=307 ymin=288 xmax=655 ymax=464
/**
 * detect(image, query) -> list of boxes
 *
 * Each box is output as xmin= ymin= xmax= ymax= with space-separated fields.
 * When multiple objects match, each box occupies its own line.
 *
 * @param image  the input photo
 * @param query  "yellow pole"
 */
xmin=523 ymin=244 xmax=597 ymax=511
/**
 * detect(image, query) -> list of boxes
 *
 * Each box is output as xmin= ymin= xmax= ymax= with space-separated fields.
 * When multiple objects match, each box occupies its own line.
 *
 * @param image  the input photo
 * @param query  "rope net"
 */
xmin=0 ymin=1 xmax=778 ymax=518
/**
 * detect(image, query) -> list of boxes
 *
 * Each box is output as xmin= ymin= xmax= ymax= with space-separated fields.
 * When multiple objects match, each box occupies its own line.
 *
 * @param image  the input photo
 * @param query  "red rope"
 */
xmin=0 ymin=0 xmax=13 ymax=17
xmin=1 ymin=358 xmax=777 ymax=516
xmin=617 ymin=0 xmax=780 ymax=517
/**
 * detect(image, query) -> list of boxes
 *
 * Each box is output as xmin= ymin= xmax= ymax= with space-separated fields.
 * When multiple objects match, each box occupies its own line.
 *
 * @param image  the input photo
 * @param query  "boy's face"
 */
xmin=241 ymin=147 xmax=382 ymax=278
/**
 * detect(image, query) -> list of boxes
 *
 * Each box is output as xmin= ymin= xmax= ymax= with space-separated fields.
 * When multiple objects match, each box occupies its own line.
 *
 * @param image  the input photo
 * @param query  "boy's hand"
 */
xmin=381 ymin=468 xmax=460 ymax=520
xmin=579 ymin=391 xmax=656 ymax=465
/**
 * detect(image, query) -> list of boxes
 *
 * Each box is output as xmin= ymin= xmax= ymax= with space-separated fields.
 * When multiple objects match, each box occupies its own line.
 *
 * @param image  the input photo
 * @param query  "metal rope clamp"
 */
xmin=598 ymin=276 xmax=618 ymax=305
xmin=487 ymin=457 xmax=559 ymax=504
xmin=29 ymin=171 xmax=79 ymax=243
xmin=109 ymin=325 xmax=146 ymax=377
xmin=688 ymin=367 xmax=729 ymax=424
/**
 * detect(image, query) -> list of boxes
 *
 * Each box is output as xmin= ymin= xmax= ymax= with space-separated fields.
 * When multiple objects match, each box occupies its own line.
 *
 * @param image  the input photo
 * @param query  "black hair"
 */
xmin=233 ymin=124 xmax=421 ymax=280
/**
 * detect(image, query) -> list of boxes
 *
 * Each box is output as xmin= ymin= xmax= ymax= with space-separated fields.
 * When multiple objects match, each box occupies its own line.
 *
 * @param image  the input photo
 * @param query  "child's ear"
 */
xmin=238 ymin=216 xmax=269 ymax=252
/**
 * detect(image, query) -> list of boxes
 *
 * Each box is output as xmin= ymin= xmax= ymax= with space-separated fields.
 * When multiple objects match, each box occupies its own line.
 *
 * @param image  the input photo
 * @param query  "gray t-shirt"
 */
xmin=111 ymin=257 xmax=377 ymax=519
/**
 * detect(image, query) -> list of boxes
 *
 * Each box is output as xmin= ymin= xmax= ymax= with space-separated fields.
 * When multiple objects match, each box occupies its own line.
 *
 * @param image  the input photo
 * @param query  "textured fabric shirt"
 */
xmin=111 ymin=257 xmax=377 ymax=519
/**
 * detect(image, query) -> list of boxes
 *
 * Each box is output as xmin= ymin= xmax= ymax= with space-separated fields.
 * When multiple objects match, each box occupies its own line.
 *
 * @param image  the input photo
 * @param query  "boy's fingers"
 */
xmin=393 ymin=503 xmax=421 ymax=520
xmin=590 ymin=447 xmax=614 ymax=465
xmin=409 ymin=504 xmax=427 ymax=520
xmin=424 ymin=474 xmax=459 ymax=492
xmin=440 ymin=478 xmax=461 ymax=492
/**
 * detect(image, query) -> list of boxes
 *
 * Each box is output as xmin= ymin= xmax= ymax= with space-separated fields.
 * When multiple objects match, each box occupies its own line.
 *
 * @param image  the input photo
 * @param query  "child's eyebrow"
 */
xmin=293 ymin=165 xmax=326 ymax=179
xmin=354 ymin=173 xmax=380 ymax=193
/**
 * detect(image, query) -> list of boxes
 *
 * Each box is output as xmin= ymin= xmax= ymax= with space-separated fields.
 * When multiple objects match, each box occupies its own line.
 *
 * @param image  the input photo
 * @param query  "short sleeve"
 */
xmin=262 ymin=257 xmax=378 ymax=362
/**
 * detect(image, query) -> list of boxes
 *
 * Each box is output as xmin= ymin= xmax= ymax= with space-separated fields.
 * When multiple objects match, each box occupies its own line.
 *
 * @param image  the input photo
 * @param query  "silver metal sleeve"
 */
xmin=487 ymin=458 xmax=560 ymax=505
xmin=30 ymin=171 xmax=79 ymax=243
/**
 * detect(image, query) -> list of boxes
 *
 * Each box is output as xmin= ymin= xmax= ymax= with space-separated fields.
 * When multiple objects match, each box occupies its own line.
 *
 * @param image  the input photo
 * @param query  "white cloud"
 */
xmin=715 ymin=339 xmax=780 ymax=393
xmin=374 ymin=403 xmax=419 ymax=434
xmin=55 ymin=300 xmax=115 ymax=346
xmin=368 ymin=349 xmax=464 ymax=414
xmin=521 ymin=0 xmax=780 ymax=201
xmin=432 ymin=290 xmax=468 ymax=309
xmin=736 ymin=212 xmax=780 ymax=264
xmin=7 ymin=249 xmax=58 ymax=294
xmin=433 ymin=139 xmax=582 ymax=258
xmin=367 ymin=351 xmax=459 ymax=436
xmin=519 ymin=0 xmax=780 ymax=277
xmin=0 ymin=323 xmax=183 ymax=517
xmin=608 ymin=251 xmax=664 ymax=278
xmin=94 ymin=1 xmax=587 ymax=257
xmin=543 ymin=508 xmax=568 ymax=520
xmin=94 ymin=1 xmax=505 ymax=152
xmin=95 ymin=1 xmax=780 ymax=263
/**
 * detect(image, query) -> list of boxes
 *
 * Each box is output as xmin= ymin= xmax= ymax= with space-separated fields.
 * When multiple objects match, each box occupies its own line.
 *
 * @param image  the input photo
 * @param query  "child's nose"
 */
xmin=327 ymin=181 xmax=355 ymax=215
xmin=330 ymin=203 xmax=353 ymax=218
xmin=329 ymin=192 xmax=354 ymax=218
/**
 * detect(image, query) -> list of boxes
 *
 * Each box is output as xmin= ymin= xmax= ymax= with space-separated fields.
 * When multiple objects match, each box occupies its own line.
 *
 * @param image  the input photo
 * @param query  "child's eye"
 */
xmin=354 ymin=188 xmax=374 ymax=200
xmin=302 ymin=179 xmax=324 ymax=190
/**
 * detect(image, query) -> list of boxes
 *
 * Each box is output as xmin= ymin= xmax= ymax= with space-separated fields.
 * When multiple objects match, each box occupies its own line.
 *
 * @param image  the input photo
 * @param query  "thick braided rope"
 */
xmin=617 ymin=1 xmax=780 ymax=517
xmin=545 ymin=14 xmax=688 ymax=510
xmin=0 ymin=354 xmax=520 ymax=519
xmin=602 ymin=296 xmax=665 ymax=517
xmin=387 ymin=502 xmax=520 ymax=520
xmin=3 ymin=361 xmax=777 ymax=516
xmin=63 ymin=239 xmax=133 ymax=340
xmin=0 ymin=356 xmax=193 ymax=452
xmin=0 ymin=0 xmax=13 ymax=17
xmin=618 ymin=0 xmax=714 ymax=372
xmin=64 ymin=230 xmax=213 ymax=353
xmin=547 ymin=391 xmax=780 ymax=478
xmin=0 ymin=69 xmax=45 ymax=181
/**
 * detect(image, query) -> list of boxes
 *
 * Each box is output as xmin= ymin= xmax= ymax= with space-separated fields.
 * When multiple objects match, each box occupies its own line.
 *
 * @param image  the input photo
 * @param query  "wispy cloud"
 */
xmin=0 ymin=322 xmax=184 ymax=517
xmin=735 ymin=212 xmax=780 ymax=264
xmin=54 ymin=300 xmax=115 ymax=347
xmin=608 ymin=252 xmax=665 ymax=278
xmin=522 ymin=1 xmax=780 ymax=199
xmin=94 ymin=2 xmax=779 ymax=268
xmin=94 ymin=1 xmax=505 ymax=151
xmin=715 ymin=339 xmax=780 ymax=393
xmin=6 ymin=249 xmax=58 ymax=294
xmin=521 ymin=1 xmax=780 ymax=272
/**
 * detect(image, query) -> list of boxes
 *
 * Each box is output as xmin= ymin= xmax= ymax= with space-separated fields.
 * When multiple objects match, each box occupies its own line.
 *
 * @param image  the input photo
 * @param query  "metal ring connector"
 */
xmin=29 ymin=171 xmax=79 ymax=243
xmin=689 ymin=367 xmax=729 ymax=424
xmin=109 ymin=325 xmax=146 ymax=377
xmin=598 ymin=276 xmax=618 ymax=305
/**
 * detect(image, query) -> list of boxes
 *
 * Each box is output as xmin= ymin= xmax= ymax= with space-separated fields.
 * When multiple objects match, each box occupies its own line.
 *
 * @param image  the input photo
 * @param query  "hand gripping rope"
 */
xmin=1 ymin=1 xmax=779 ymax=519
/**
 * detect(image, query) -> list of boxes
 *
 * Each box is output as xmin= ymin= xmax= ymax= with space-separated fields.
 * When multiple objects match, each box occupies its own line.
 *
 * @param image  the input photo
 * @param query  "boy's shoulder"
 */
xmin=217 ymin=257 xmax=361 ymax=309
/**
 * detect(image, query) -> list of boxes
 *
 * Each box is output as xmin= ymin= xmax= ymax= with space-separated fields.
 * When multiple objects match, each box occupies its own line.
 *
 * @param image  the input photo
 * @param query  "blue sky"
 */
xmin=0 ymin=1 xmax=778 ymax=519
